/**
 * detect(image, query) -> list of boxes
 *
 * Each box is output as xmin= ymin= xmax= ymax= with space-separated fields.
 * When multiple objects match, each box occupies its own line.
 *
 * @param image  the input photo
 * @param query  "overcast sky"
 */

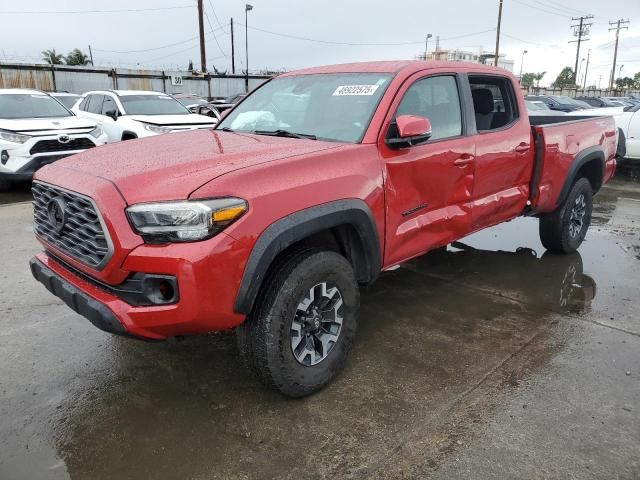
xmin=1 ymin=0 xmax=639 ymax=87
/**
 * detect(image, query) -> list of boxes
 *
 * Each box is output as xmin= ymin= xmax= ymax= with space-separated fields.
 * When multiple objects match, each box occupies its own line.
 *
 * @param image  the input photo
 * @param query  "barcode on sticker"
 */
xmin=332 ymin=85 xmax=379 ymax=96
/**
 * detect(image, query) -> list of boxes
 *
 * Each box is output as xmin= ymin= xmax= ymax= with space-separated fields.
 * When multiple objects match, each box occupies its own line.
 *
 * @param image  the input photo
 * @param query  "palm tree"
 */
xmin=41 ymin=49 xmax=64 ymax=65
xmin=65 ymin=49 xmax=91 ymax=66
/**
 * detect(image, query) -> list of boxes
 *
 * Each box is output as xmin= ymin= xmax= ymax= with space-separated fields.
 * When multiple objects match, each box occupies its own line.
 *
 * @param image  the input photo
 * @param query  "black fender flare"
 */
xmin=233 ymin=199 xmax=381 ymax=315
xmin=555 ymin=145 xmax=605 ymax=207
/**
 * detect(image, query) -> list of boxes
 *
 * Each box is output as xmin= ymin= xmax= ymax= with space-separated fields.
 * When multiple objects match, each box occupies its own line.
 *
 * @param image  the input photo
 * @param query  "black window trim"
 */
xmin=467 ymin=73 xmax=521 ymax=135
xmin=385 ymin=72 xmax=469 ymax=146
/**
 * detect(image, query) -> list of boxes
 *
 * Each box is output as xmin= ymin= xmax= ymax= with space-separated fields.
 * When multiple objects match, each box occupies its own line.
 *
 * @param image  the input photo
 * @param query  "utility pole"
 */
xmin=424 ymin=34 xmax=432 ymax=61
xmin=245 ymin=4 xmax=253 ymax=92
xmin=494 ymin=0 xmax=503 ymax=66
xmin=569 ymin=15 xmax=593 ymax=85
xmin=608 ymin=19 xmax=630 ymax=89
xmin=582 ymin=49 xmax=590 ymax=89
xmin=88 ymin=44 xmax=94 ymax=66
xmin=435 ymin=35 xmax=440 ymax=54
xmin=230 ymin=18 xmax=235 ymax=74
xmin=197 ymin=0 xmax=207 ymax=73
xmin=519 ymin=50 xmax=528 ymax=80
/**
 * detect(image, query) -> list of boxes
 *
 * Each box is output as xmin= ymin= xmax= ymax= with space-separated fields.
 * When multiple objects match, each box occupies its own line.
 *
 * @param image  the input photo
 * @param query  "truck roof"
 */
xmin=280 ymin=60 xmax=512 ymax=77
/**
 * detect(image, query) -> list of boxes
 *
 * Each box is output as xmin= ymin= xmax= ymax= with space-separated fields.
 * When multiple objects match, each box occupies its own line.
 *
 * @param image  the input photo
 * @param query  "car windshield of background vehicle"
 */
xmin=177 ymin=97 xmax=208 ymax=107
xmin=218 ymin=73 xmax=393 ymax=143
xmin=0 ymin=94 xmax=73 ymax=119
xmin=119 ymin=95 xmax=190 ymax=115
xmin=54 ymin=95 xmax=81 ymax=109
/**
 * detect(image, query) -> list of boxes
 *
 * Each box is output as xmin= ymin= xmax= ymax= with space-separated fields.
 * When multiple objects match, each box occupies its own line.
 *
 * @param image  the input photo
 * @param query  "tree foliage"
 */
xmin=65 ymin=49 xmax=91 ymax=66
xmin=521 ymin=71 xmax=546 ymax=87
xmin=41 ymin=49 xmax=64 ymax=65
xmin=552 ymin=67 xmax=577 ymax=88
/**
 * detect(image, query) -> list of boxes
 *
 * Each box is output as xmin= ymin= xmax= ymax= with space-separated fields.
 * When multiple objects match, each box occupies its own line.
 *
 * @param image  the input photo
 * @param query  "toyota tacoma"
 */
xmin=30 ymin=61 xmax=617 ymax=396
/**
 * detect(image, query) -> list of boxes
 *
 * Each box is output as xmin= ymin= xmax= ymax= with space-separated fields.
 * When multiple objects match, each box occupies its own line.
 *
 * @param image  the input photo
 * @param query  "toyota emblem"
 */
xmin=57 ymin=134 xmax=71 ymax=144
xmin=47 ymin=197 xmax=67 ymax=235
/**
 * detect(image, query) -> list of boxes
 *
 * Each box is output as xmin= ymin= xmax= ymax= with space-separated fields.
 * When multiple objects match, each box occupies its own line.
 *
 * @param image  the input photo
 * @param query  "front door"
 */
xmin=379 ymin=73 xmax=476 ymax=267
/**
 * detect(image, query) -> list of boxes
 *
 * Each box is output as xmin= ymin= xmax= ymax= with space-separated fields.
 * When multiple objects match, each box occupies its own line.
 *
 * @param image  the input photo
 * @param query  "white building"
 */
xmin=418 ymin=49 xmax=514 ymax=72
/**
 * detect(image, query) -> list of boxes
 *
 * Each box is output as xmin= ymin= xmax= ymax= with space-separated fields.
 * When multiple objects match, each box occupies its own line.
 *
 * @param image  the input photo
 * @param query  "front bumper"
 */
xmin=30 ymin=256 xmax=131 ymax=338
xmin=31 ymin=230 xmax=250 ymax=340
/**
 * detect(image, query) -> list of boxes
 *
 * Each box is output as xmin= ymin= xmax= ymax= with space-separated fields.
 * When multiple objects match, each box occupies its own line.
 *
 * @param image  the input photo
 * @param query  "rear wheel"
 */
xmin=539 ymin=177 xmax=593 ymax=253
xmin=237 ymin=248 xmax=359 ymax=397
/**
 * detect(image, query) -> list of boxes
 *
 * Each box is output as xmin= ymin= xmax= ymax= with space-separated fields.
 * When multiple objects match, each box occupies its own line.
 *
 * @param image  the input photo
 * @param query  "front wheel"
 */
xmin=539 ymin=177 xmax=593 ymax=254
xmin=237 ymin=248 xmax=359 ymax=397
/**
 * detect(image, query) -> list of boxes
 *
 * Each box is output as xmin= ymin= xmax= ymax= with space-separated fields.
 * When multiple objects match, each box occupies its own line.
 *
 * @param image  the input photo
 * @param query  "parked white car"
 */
xmin=573 ymin=105 xmax=640 ymax=160
xmin=72 ymin=90 xmax=217 ymax=142
xmin=0 ymin=89 xmax=107 ymax=189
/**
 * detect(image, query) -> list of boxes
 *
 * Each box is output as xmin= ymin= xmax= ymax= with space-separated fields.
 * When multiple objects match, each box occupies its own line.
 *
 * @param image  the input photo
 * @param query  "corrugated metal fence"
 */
xmin=0 ymin=63 xmax=272 ymax=99
xmin=521 ymin=85 xmax=640 ymax=98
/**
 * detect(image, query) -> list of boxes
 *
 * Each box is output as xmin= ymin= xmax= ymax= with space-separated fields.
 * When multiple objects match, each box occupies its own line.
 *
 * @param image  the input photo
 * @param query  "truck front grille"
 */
xmin=32 ymin=182 xmax=112 ymax=270
xmin=29 ymin=138 xmax=95 ymax=155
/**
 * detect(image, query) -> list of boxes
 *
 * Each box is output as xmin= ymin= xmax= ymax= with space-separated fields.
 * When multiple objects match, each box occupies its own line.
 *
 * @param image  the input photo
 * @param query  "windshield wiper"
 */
xmin=253 ymin=129 xmax=317 ymax=140
xmin=220 ymin=127 xmax=234 ymax=132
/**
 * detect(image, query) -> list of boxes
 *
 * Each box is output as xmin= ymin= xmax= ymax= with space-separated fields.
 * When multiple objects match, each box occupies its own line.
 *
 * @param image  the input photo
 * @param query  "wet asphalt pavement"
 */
xmin=1 ymin=168 xmax=639 ymax=479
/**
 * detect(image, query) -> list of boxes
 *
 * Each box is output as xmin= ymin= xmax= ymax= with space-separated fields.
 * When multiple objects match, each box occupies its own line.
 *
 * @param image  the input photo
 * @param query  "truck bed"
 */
xmin=529 ymin=115 xmax=618 ymax=213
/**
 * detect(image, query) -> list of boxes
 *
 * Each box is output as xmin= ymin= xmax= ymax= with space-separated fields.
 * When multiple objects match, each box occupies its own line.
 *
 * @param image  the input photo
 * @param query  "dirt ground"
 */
xmin=1 ymin=167 xmax=639 ymax=479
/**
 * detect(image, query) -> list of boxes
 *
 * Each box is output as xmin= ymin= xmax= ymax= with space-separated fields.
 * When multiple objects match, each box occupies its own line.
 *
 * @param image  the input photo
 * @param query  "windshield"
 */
xmin=176 ymin=97 xmax=208 ymax=107
xmin=0 ymin=93 xmax=73 ymax=119
xmin=218 ymin=73 xmax=393 ymax=143
xmin=120 ymin=95 xmax=190 ymax=115
xmin=54 ymin=95 xmax=80 ymax=109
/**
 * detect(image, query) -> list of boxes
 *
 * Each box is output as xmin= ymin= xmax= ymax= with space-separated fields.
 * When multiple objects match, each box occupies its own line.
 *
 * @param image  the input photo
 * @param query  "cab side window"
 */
xmin=86 ymin=95 xmax=105 ymax=114
xmin=102 ymin=96 xmax=118 ymax=115
xmin=469 ymin=76 xmax=518 ymax=131
xmin=394 ymin=75 xmax=462 ymax=141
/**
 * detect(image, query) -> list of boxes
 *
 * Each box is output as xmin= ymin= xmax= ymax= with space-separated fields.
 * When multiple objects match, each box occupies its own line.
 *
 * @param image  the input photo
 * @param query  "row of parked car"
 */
xmin=525 ymin=94 xmax=640 ymax=114
xmin=524 ymin=94 xmax=640 ymax=161
xmin=0 ymin=88 xmax=246 ymax=189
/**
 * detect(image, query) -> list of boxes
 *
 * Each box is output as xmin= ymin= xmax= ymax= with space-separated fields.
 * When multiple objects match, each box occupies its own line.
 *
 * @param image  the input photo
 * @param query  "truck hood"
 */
xmin=45 ymin=129 xmax=341 ymax=203
xmin=127 ymin=114 xmax=216 ymax=126
xmin=0 ymin=116 xmax=96 ymax=134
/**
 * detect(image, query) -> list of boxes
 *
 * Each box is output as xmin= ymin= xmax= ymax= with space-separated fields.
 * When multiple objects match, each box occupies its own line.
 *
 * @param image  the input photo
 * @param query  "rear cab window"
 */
xmin=469 ymin=76 xmax=519 ymax=132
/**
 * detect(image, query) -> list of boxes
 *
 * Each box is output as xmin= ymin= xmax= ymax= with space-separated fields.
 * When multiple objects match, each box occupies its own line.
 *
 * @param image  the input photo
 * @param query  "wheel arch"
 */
xmin=556 ymin=146 xmax=605 ymax=207
xmin=121 ymin=131 xmax=138 ymax=140
xmin=233 ymin=199 xmax=381 ymax=315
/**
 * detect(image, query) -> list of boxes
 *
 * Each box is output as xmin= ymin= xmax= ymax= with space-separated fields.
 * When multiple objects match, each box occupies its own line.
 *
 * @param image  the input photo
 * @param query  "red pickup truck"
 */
xmin=30 ymin=61 xmax=617 ymax=396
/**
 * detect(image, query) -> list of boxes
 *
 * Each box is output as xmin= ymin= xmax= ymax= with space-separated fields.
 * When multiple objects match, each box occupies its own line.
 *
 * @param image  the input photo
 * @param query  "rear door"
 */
xmin=99 ymin=95 xmax=123 ymax=142
xmin=379 ymin=71 xmax=477 ymax=266
xmin=467 ymin=75 xmax=533 ymax=229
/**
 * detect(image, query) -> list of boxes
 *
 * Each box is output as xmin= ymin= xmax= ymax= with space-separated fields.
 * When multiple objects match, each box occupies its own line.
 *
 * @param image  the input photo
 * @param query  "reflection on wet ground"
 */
xmin=1 ymin=165 xmax=639 ymax=479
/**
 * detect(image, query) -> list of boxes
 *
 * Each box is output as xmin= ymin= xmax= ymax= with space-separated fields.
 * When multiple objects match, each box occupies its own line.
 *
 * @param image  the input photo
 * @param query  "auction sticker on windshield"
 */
xmin=332 ymin=85 xmax=380 ymax=96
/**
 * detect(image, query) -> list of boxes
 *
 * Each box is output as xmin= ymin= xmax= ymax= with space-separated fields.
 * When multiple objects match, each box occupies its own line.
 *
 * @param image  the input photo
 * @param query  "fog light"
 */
xmin=1 ymin=150 xmax=8 ymax=165
xmin=141 ymin=275 xmax=179 ymax=305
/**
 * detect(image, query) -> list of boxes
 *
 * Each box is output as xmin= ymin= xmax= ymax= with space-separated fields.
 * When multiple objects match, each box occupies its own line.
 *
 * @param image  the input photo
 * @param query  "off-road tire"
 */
xmin=237 ymin=248 xmax=359 ymax=397
xmin=539 ymin=177 xmax=593 ymax=254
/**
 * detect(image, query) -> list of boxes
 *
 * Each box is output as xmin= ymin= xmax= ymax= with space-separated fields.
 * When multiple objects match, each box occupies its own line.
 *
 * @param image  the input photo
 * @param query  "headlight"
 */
xmin=89 ymin=125 xmax=103 ymax=138
xmin=0 ymin=129 xmax=31 ymax=144
xmin=126 ymin=198 xmax=248 ymax=243
xmin=143 ymin=123 xmax=173 ymax=134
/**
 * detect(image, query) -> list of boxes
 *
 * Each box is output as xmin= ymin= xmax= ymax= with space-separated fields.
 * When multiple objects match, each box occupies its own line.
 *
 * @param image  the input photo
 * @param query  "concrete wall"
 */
xmin=0 ymin=63 xmax=271 ymax=99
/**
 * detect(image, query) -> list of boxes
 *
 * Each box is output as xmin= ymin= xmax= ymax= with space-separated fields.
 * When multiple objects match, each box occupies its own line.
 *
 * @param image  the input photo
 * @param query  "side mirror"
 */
xmin=105 ymin=109 xmax=118 ymax=121
xmin=386 ymin=115 xmax=432 ymax=149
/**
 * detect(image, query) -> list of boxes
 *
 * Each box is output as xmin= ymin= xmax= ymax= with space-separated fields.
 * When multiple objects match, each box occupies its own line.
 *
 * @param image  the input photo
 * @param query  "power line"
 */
xmin=0 ymin=5 xmax=194 ymax=14
xmin=94 ymin=24 xmax=228 ymax=54
xmin=236 ymin=23 xmax=494 ymax=46
xmin=525 ymin=0 xmax=592 ymax=17
xmin=510 ymin=0 xmax=571 ymax=18
xmin=204 ymin=12 xmax=228 ymax=57
xmin=206 ymin=0 xmax=228 ymax=33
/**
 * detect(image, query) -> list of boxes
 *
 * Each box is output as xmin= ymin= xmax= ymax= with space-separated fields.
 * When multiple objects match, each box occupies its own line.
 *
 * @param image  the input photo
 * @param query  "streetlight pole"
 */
xmin=518 ymin=50 xmax=528 ymax=81
xmin=424 ymin=34 xmax=432 ymax=61
xmin=245 ymin=4 xmax=253 ymax=92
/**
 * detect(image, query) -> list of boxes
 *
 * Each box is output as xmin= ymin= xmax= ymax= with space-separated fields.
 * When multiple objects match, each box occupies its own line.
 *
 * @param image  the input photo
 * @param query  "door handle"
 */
xmin=453 ymin=155 xmax=474 ymax=167
xmin=514 ymin=143 xmax=530 ymax=153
